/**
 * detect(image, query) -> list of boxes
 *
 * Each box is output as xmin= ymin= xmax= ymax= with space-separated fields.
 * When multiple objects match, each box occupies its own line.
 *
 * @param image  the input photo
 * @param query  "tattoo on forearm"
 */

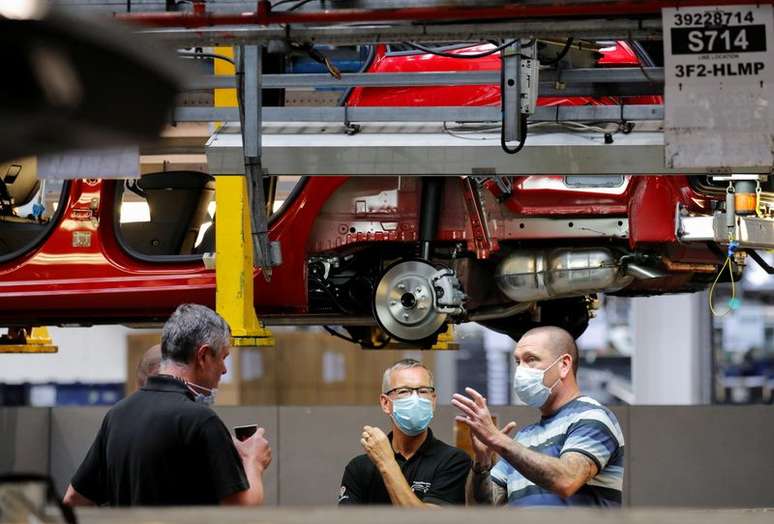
xmin=471 ymin=469 xmax=492 ymax=504
xmin=498 ymin=444 xmax=597 ymax=495
xmin=507 ymin=448 xmax=563 ymax=490
xmin=467 ymin=469 xmax=507 ymax=505
xmin=563 ymin=453 xmax=596 ymax=483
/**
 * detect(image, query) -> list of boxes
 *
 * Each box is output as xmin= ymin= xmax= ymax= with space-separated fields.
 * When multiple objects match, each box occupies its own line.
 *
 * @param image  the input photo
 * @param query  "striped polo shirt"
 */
xmin=490 ymin=396 xmax=624 ymax=507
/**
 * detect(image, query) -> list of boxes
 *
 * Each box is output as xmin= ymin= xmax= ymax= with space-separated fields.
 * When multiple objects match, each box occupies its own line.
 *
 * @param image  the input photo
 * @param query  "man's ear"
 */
xmin=561 ymin=353 xmax=573 ymax=379
xmin=380 ymin=394 xmax=392 ymax=416
xmin=195 ymin=345 xmax=211 ymax=367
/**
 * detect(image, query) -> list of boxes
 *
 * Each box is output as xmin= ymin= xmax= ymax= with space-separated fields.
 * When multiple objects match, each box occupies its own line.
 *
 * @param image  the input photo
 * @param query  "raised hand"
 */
xmin=471 ymin=421 xmax=517 ymax=467
xmin=453 ymin=387 xmax=516 ymax=456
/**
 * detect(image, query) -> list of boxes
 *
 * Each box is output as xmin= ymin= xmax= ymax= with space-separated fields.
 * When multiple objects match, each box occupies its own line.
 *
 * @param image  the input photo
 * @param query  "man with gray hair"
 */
xmin=64 ymin=304 xmax=272 ymax=507
xmin=338 ymin=358 xmax=471 ymax=506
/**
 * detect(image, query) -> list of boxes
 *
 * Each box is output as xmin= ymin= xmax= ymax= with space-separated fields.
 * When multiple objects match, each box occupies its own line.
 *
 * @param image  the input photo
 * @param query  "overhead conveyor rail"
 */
xmin=176 ymin=104 xmax=665 ymax=124
xmin=205 ymin=124 xmax=772 ymax=176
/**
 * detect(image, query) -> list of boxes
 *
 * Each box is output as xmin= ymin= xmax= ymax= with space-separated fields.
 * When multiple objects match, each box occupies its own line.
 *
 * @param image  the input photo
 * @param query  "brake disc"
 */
xmin=373 ymin=260 xmax=448 ymax=343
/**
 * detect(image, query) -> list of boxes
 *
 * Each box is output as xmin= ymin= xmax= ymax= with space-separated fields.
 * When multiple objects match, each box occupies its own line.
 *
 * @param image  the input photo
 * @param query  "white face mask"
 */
xmin=512 ymin=355 xmax=565 ymax=408
xmin=186 ymin=381 xmax=217 ymax=406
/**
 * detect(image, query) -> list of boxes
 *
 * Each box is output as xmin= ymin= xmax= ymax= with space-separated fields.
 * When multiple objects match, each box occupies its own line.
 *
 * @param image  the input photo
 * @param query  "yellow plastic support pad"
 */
xmin=430 ymin=324 xmax=459 ymax=351
xmin=368 ymin=324 xmax=459 ymax=351
xmin=0 ymin=327 xmax=58 ymax=353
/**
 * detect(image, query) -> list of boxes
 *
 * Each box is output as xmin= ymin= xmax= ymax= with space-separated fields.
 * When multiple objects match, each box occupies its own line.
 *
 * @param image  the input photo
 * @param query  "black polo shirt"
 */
xmin=338 ymin=428 xmax=471 ymax=505
xmin=71 ymin=375 xmax=248 ymax=506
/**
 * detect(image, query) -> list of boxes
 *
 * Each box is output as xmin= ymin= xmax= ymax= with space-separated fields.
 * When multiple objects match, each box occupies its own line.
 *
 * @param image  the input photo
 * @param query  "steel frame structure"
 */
xmin=47 ymin=0 xmax=773 ymax=335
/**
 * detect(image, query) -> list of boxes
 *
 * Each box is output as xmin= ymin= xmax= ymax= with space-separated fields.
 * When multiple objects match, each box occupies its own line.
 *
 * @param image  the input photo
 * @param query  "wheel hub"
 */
xmin=374 ymin=260 xmax=448 ymax=342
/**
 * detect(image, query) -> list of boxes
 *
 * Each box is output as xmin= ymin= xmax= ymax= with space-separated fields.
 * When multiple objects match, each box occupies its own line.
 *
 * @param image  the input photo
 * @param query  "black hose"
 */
xmin=178 ymin=51 xmax=235 ymax=65
xmin=419 ymin=178 xmax=445 ymax=260
xmin=541 ymin=37 xmax=574 ymax=66
xmin=338 ymin=44 xmax=376 ymax=107
xmin=323 ymin=325 xmax=358 ymax=344
xmin=313 ymin=277 xmax=355 ymax=314
xmin=403 ymin=39 xmax=534 ymax=60
xmin=747 ymin=249 xmax=774 ymax=274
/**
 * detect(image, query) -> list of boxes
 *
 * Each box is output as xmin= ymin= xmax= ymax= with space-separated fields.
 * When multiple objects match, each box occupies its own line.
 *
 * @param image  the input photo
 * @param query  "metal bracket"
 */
xmin=238 ymin=45 xmax=278 ymax=279
xmin=501 ymin=40 xmax=523 ymax=144
xmin=462 ymin=177 xmax=500 ymax=259
xmin=472 ymin=168 xmax=513 ymax=199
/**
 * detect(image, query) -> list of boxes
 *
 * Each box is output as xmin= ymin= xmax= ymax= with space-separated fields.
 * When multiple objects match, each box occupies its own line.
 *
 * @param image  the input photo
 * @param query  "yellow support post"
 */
xmin=0 ymin=327 xmax=57 ymax=353
xmin=213 ymin=46 xmax=273 ymax=349
xmin=215 ymin=175 xmax=274 ymax=348
xmin=214 ymin=46 xmax=238 ymax=109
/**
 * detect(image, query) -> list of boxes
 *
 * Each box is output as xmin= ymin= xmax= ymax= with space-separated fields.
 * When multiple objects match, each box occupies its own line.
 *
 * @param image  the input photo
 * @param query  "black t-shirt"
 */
xmin=71 ymin=375 xmax=248 ymax=506
xmin=338 ymin=428 xmax=471 ymax=505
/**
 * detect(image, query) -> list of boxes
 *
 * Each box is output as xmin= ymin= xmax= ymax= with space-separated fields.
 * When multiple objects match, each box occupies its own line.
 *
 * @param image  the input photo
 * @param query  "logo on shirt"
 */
xmin=411 ymin=481 xmax=431 ymax=494
xmin=337 ymin=486 xmax=349 ymax=503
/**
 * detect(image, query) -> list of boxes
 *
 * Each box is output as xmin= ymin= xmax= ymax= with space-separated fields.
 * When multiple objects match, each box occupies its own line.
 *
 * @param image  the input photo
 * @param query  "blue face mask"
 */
xmin=512 ymin=355 xmax=563 ymax=408
xmin=391 ymin=393 xmax=433 ymax=436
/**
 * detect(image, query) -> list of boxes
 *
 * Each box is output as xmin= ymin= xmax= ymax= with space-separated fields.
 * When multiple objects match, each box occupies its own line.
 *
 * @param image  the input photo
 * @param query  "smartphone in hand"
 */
xmin=234 ymin=424 xmax=258 ymax=442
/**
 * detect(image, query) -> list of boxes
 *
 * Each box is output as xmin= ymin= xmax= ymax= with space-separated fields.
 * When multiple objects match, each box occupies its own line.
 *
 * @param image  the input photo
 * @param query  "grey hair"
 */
xmin=381 ymin=358 xmax=434 ymax=393
xmin=161 ymin=304 xmax=231 ymax=364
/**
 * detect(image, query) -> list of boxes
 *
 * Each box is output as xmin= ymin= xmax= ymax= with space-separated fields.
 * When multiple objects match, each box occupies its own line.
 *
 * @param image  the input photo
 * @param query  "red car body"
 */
xmin=0 ymin=42 xmax=741 ymax=343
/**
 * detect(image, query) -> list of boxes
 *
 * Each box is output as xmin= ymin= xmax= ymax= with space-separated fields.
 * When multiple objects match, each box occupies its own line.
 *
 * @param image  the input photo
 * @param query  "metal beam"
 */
xmin=185 ymin=68 xmax=664 ymax=90
xmin=118 ymin=0 xmax=766 ymax=27
xmin=206 ymin=126 xmax=771 ymax=175
xmin=175 ymin=104 xmax=664 ymax=123
xmin=141 ymin=18 xmax=663 ymax=46
xmin=679 ymin=214 xmax=774 ymax=249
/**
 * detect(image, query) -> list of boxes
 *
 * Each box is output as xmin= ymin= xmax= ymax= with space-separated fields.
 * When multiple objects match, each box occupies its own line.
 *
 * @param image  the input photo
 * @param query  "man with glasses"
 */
xmin=338 ymin=359 xmax=471 ymax=506
xmin=454 ymin=326 xmax=624 ymax=507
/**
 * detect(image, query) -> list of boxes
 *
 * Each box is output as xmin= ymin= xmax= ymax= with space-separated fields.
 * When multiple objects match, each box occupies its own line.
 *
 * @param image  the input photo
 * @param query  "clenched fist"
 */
xmin=360 ymin=426 xmax=394 ymax=470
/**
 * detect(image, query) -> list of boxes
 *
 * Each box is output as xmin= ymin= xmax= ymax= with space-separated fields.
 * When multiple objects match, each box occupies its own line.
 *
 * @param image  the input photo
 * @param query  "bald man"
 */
xmin=136 ymin=344 xmax=162 ymax=389
xmin=453 ymin=326 xmax=624 ymax=507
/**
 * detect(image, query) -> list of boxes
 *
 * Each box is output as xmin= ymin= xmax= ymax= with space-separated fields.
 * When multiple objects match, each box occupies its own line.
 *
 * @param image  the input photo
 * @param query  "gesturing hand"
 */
xmin=453 ymin=387 xmax=516 ymax=457
xmin=360 ymin=426 xmax=394 ymax=470
xmin=471 ymin=422 xmax=517 ymax=467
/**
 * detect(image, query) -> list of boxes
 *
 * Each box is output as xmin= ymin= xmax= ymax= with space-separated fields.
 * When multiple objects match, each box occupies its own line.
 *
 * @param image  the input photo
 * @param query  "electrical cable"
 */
xmin=338 ymin=44 xmax=376 ymax=106
xmin=540 ymin=37 xmax=574 ymax=66
xmin=312 ymin=276 xmax=355 ymax=315
xmin=501 ymin=118 xmax=528 ymax=154
xmin=442 ymin=121 xmax=499 ymax=141
xmin=178 ymin=51 xmax=235 ymax=65
xmin=272 ymin=0 xmax=317 ymax=10
xmin=708 ymin=242 xmax=740 ymax=317
xmin=746 ymin=249 xmax=774 ymax=275
xmin=323 ymin=325 xmax=358 ymax=344
xmin=627 ymin=39 xmax=657 ymax=84
xmin=323 ymin=325 xmax=391 ymax=349
xmin=403 ymin=40 xmax=532 ymax=59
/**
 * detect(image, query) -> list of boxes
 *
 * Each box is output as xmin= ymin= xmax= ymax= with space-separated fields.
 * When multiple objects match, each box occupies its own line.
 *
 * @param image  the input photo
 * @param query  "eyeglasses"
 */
xmin=384 ymin=386 xmax=436 ymax=399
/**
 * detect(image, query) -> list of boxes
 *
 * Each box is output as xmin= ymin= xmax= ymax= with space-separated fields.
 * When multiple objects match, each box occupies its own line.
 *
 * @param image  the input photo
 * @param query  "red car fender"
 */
xmin=347 ymin=41 xmax=662 ymax=108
